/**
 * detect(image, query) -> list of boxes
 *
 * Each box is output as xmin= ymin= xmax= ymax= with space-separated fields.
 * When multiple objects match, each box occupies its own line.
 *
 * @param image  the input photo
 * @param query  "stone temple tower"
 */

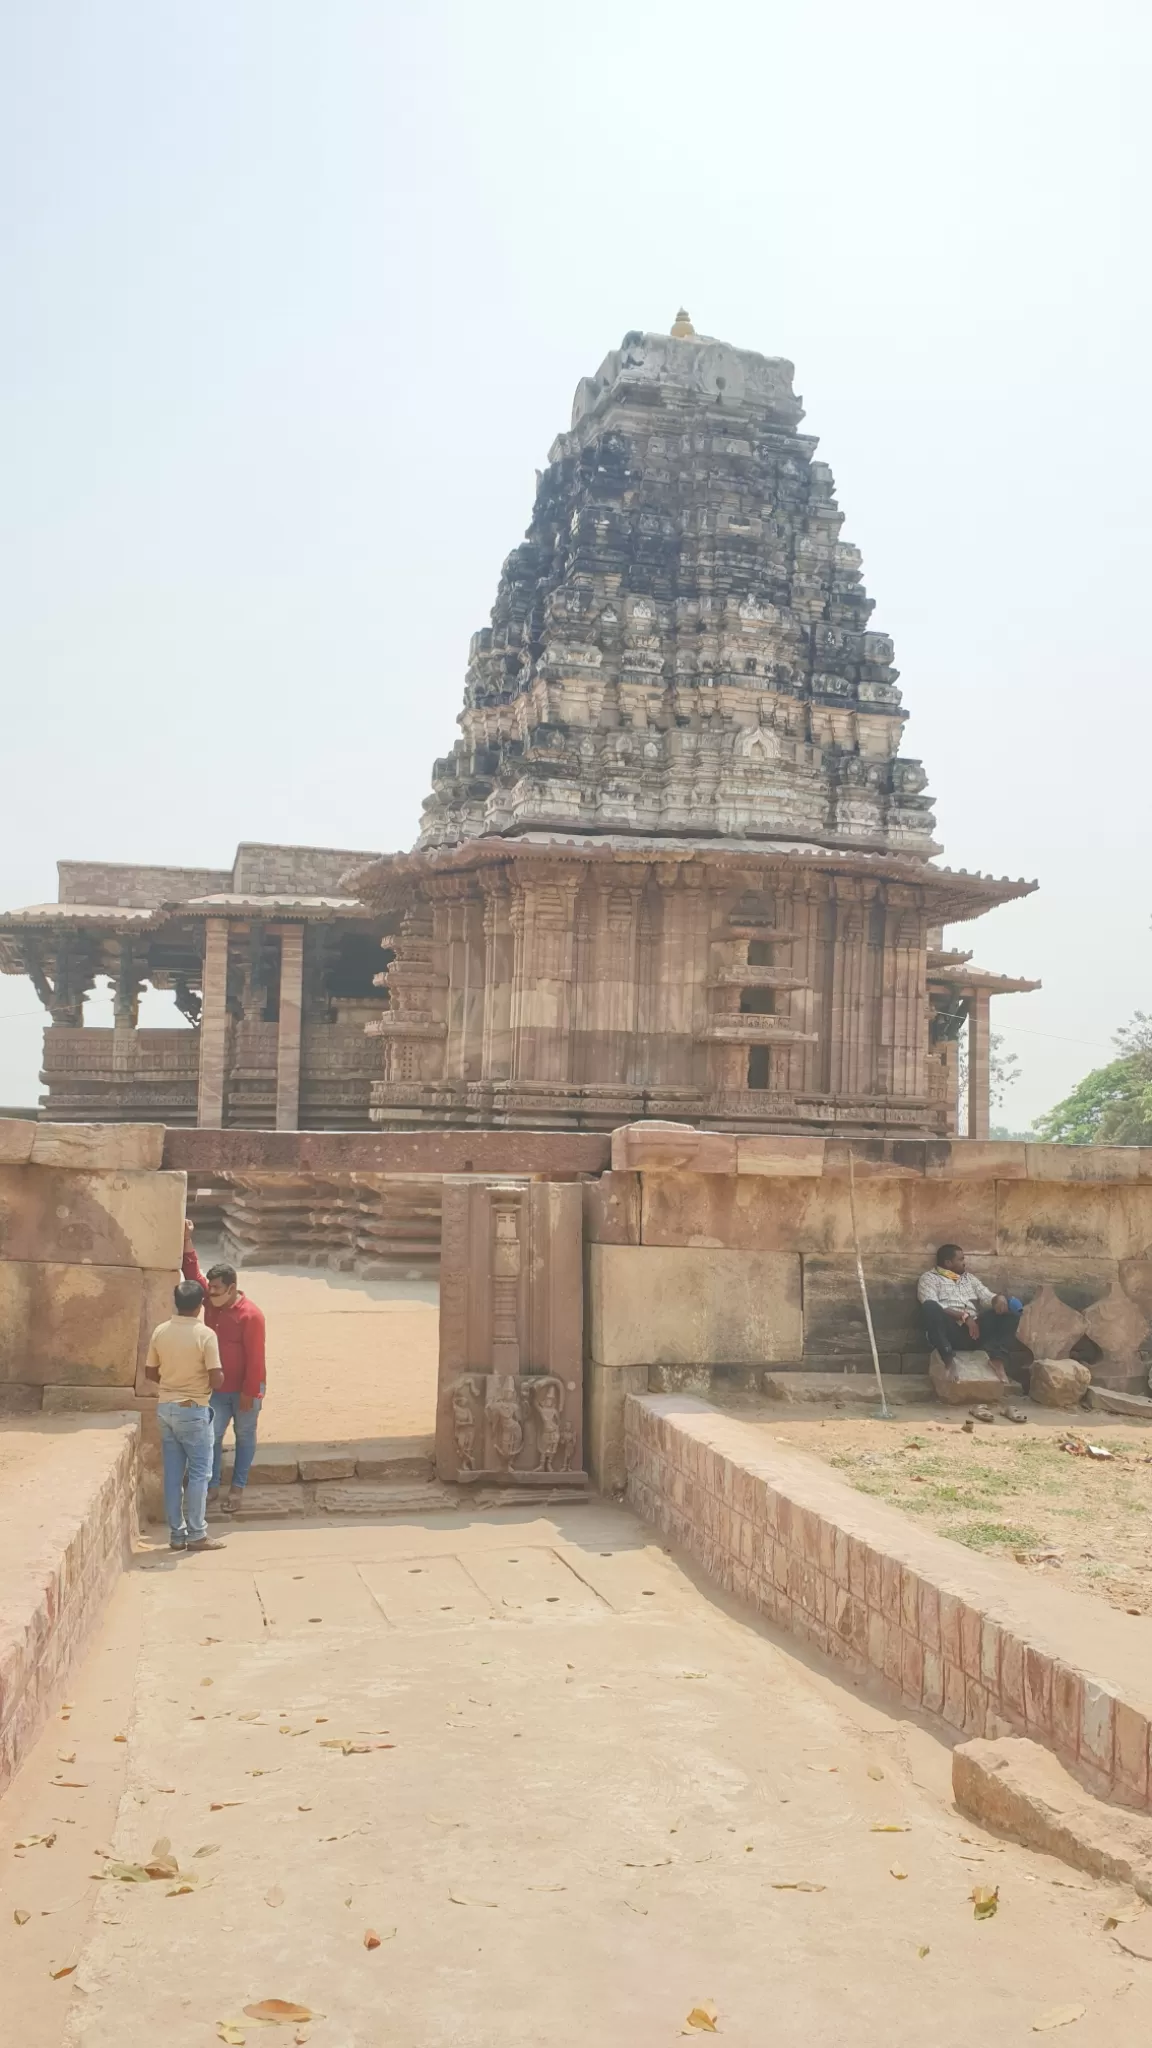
xmin=349 ymin=318 xmax=1034 ymax=1133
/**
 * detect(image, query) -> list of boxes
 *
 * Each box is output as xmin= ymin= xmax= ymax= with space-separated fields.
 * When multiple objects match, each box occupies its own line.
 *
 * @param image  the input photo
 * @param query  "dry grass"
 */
xmin=740 ymin=1409 xmax=1152 ymax=1615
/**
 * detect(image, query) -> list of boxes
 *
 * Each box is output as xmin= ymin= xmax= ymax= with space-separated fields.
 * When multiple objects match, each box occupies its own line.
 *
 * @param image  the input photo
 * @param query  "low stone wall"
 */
xmin=585 ymin=1128 xmax=1152 ymax=1484
xmin=626 ymin=1393 xmax=1152 ymax=1811
xmin=0 ymin=1416 xmax=139 ymax=1793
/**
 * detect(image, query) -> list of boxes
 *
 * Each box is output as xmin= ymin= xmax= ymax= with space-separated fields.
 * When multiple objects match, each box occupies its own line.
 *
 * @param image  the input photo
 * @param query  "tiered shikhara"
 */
xmin=349 ymin=319 xmax=1035 ymax=1133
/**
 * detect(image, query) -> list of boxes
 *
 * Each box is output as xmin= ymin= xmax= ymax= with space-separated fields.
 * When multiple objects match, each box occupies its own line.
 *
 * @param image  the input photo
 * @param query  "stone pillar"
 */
xmin=274 ymin=925 xmax=305 ymax=1131
xmin=967 ymin=988 xmax=991 ymax=1140
xmin=197 ymin=918 xmax=230 ymax=1128
xmin=436 ymin=1177 xmax=585 ymax=1487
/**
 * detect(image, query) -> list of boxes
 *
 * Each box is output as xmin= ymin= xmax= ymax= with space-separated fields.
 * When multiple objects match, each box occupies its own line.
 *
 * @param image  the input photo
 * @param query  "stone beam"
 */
xmin=274 ymin=925 xmax=305 ymax=1132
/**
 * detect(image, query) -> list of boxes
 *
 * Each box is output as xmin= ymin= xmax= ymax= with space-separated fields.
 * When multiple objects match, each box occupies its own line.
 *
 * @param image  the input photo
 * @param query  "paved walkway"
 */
xmin=5 ymin=1501 xmax=1151 ymax=2046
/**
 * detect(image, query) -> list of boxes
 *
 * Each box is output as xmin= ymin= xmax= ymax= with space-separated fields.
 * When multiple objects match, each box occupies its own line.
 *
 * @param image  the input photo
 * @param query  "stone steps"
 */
xmin=209 ymin=1434 xmax=590 ymax=1518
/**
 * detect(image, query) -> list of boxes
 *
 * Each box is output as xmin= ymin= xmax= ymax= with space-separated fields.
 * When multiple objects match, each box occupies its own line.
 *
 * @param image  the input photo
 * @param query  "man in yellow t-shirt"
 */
xmin=145 ymin=1279 xmax=227 ymax=1553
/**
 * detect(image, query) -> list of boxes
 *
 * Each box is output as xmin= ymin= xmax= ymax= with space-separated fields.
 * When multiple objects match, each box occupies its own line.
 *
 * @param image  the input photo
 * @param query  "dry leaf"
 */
xmin=918 ymin=1946 xmax=930 ymax=1958
xmin=217 ymin=2023 xmax=247 ymax=2045
xmin=13 ymin=1909 xmax=31 ymax=1925
xmin=152 ymin=1837 xmax=171 ymax=1858
xmin=684 ymin=2005 xmax=719 ymax=2033
xmin=200 ymin=1679 xmax=213 ymax=1688
xmin=448 ymin=1888 xmax=497 ymax=1908
xmin=528 ymin=1884 xmax=566 ymax=1892
xmin=624 ymin=1900 xmax=648 ymax=1915
xmin=168 ymin=1881 xmax=198 ymax=1896
xmin=807 ymin=1764 xmax=838 ymax=1773
xmin=971 ymin=1885 xmax=999 ymax=1920
xmin=1032 ymin=2010 xmax=1086 ymax=2033
xmin=194 ymin=1844 xmax=221 ymax=1858
xmin=15 ymin=1834 xmax=57 ymax=1850
xmin=265 ymin=1887 xmax=285 ymax=1909
xmin=58 ymin=1751 xmax=76 ymax=1764
xmin=1103 ymin=1904 xmax=1145 ymax=1930
xmin=104 ymin=1861 xmax=154 ymax=1883
xmin=770 ymin=1881 xmax=826 ymax=1892
xmin=871 ymin=1824 xmax=910 ymax=1834
xmin=49 ymin=1964 xmax=76 ymax=1980
xmin=144 ymin=1855 xmax=180 ymax=1880
xmin=113 ymin=1734 xmax=127 ymax=1744
xmin=210 ymin=1802 xmax=243 ymax=1811
xmin=363 ymin=1929 xmax=381 ymax=1949
xmin=237 ymin=1712 xmax=263 ymax=1723
xmin=53 ymin=1781 xmax=89 ymax=1790
xmin=866 ymin=1766 xmax=884 ymax=1782
xmin=890 ymin=1865 xmax=908 ymax=1881
xmin=242 ymin=2003 xmax=317 ymax=2025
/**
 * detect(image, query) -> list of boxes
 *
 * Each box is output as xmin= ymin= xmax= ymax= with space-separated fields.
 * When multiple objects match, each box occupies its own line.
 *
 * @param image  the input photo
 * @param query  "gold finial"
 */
xmin=670 ymin=308 xmax=695 ymax=338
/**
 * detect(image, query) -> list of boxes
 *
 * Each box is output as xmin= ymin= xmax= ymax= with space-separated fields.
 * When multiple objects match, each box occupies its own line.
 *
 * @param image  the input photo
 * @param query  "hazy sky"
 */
xmin=2 ymin=2 xmax=1149 ymax=1126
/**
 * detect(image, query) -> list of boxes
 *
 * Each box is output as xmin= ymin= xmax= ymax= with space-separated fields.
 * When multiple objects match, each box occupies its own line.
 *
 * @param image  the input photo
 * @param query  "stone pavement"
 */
xmin=5 ymin=1503 xmax=1152 ymax=2048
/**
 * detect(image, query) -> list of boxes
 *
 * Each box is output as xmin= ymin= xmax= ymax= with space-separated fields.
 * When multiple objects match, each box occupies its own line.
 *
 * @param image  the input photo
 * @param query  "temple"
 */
xmin=0 ymin=845 xmax=395 ymax=1127
xmin=349 ymin=317 xmax=1037 ymax=1136
xmin=0 ymin=319 xmax=1038 ymax=1139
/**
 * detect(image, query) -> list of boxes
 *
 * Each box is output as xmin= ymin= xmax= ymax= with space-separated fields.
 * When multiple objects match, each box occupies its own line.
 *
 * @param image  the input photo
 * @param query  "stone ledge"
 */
xmin=0 ymin=1416 xmax=139 ymax=1795
xmin=953 ymin=1736 xmax=1152 ymax=1899
xmin=625 ymin=1391 xmax=1152 ymax=1811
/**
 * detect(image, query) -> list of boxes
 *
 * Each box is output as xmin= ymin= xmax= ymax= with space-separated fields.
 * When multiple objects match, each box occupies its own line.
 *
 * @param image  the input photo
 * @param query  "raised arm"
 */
xmin=182 ymin=1219 xmax=208 ymax=1291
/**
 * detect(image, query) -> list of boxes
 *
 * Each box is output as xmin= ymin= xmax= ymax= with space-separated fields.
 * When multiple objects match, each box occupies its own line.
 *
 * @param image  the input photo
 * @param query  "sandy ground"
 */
xmin=194 ymin=1256 xmax=438 ymax=1447
xmin=4 ymin=1504 xmax=1152 ymax=2047
xmin=719 ymin=1401 xmax=1152 ymax=1616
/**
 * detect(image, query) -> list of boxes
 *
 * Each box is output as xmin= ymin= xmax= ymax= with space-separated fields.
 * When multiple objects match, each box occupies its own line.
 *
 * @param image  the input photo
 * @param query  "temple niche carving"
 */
xmin=350 ymin=316 xmax=1037 ymax=1135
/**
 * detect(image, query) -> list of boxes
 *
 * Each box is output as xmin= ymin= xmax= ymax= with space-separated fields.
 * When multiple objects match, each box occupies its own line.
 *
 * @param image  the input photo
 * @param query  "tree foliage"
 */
xmin=1031 ymin=1014 xmax=1152 ymax=1146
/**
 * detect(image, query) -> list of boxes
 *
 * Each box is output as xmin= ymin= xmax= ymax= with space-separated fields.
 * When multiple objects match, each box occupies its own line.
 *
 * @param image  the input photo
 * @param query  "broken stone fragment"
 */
xmin=928 ymin=1349 xmax=1007 ymax=1405
xmin=1029 ymin=1357 xmax=1092 ymax=1409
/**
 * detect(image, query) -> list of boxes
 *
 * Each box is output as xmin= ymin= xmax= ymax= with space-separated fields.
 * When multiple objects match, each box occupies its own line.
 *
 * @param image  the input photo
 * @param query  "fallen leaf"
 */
xmin=152 ymin=1836 xmax=172 ymax=1857
xmin=15 ymin=1834 xmax=57 ymax=1850
xmin=624 ymin=1900 xmax=648 ymax=1915
xmin=237 ymin=1712 xmax=263 ymax=1723
xmin=867 ymin=1766 xmax=884 ymax=1782
xmin=871 ymin=1824 xmax=910 ymax=1834
xmin=13 ymin=1909 xmax=31 ymax=1925
xmin=971 ymin=1885 xmax=999 ymax=1920
xmin=297 ymin=1806 xmax=312 ymax=1813
xmin=807 ymin=1764 xmax=838 ymax=1773
xmin=58 ymin=1751 xmax=76 ymax=1764
xmin=217 ymin=2023 xmax=247 ymax=2045
xmin=528 ymin=1884 xmax=566 ymax=1892
xmin=770 ymin=1880 xmax=826 ymax=1892
xmin=104 ymin=1861 xmax=154 ymax=1883
xmin=363 ymin=1929 xmax=381 ymax=1949
xmin=200 ymin=1678 xmax=213 ymax=1688
xmin=52 ymin=1781 xmax=89 ymax=1790
xmin=242 ymin=2003 xmax=318 ymax=2025
xmin=168 ymin=1881 xmax=199 ymax=1896
xmin=144 ymin=1855 xmax=180 ymax=1880
xmin=448 ymin=1889 xmax=497 ymax=1908
xmin=684 ymin=2004 xmax=719 ymax=2033
xmin=49 ymin=1964 xmax=76 ymax=1980
xmin=890 ymin=1865 xmax=908 ymax=1880
xmin=918 ymin=1945 xmax=930 ymax=1958
xmin=210 ymin=1802 xmax=243 ymax=1811
xmin=1032 ymin=2010 xmax=1086 ymax=2033
xmin=113 ymin=1735 xmax=127 ymax=1744
xmin=1103 ymin=1903 xmax=1145 ymax=1930
xmin=265 ymin=1886 xmax=286 ymax=1908
xmin=194 ymin=1844 xmax=221 ymax=1859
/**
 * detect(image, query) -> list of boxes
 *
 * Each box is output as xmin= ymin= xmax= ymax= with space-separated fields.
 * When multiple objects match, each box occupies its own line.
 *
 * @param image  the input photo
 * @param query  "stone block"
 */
xmin=996 ymin=1180 xmax=1152 ymax=1263
xmin=0 ymin=1118 xmax=36 ymax=1164
xmin=639 ymin=1171 xmax=996 ymax=1257
xmin=926 ymin=1141 xmax=1028 ymax=1180
xmin=242 ymin=1446 xmax=303 ymax=1484
xmin=40 ymin=1386 xmax=143 ymax=1412
xmin=823 ymin=1140 xmax=930 ymax=1179
xmin=1084 ymin=1280 xmax=1149 ymax=1363
xmin=1017 ymin=1285 xmax=1087 ymax=1361
xmin=298 ymin=1452 xmax=357 ymax=1481
xmin=928 ymin=1350 xmax=1007 ymax=1404
xmin=1025 ymin=1144 xmax=1141 ymax=1183
xmin=0 ymin=1261 xmax=142 ymax=1385
xmin=1085 ymin=1386 xmax=1152 ymax=1419
xmin=136 ymin=1265 xmax=182 ymax=1381
xmin=735 ymin=1136 xmax=825 ymax=1178
xmin=758 ymin=1371 xmax=932 ymax=1405
xmin=582 ymin=1172 xmax=641 ymax=1244
xmin=30 ymin=1122 xmax=166 ymax=1171
xmin=587 ymin=1363 xmax=649 ymax=1492
xmin=0 ymin=1165 xmax=185 ymax=1270
xmin=589 ymin=1245 xmax=802 ymax=1368
xmin=1030 ymin=1358 xmax=1092 ymax=1408
xmin=0 ymin=1383 xmax=42 ymax=1414
xmin=354 ymin=1438 xmax=435 ymax=1480
xmin=611 ymin=1123 xmax=737 ymax=1174
xmin=954 ymin=1737 xmax=1152 ymax=1886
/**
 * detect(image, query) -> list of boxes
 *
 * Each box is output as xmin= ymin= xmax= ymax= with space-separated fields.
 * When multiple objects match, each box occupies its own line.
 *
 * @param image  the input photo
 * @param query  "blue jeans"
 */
xmin=210 ymin=1390 xmax=263 ymax=1489
xmin=157 ymin=1401 xmax=214 ymax=1544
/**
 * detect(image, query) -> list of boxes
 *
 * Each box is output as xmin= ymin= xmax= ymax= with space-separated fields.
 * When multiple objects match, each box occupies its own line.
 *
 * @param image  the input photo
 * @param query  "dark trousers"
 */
xmin=921 ymin=1299 xmax=1021 ymax=1363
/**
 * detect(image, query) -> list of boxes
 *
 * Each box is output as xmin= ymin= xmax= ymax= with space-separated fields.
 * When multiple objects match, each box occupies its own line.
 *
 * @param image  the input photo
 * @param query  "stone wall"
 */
xmin=587 ymin=1127 xmax=1152 ymax=1487
xmin=0 ymin=1119 xmax=185 ymax=1417
xmin=626 ymin=1394 xmax=1152 ymax=1810
xmin=0 ymin=1416 xmax=139 ymax=1794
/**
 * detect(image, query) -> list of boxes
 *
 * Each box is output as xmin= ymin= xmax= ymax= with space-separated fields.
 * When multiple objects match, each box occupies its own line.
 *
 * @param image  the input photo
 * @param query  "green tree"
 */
xmin=1031 ymin=1014 xmax=1152 ymax=1145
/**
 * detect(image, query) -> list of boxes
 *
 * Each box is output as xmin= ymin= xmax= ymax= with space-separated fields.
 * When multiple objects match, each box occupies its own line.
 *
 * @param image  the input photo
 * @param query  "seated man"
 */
xmin=916 ymin=1243 xmax=1021 ymax=1383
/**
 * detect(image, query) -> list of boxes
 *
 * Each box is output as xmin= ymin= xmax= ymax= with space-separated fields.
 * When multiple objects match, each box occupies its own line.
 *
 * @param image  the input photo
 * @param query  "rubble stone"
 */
xmin=928 ymin=1348 xmax=1008 ymax=1404
xmin=1029 ymin=1357 xmax=1092 ymax=1408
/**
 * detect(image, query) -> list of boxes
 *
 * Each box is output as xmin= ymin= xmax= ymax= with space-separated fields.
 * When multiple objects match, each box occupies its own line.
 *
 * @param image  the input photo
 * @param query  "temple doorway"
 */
xmin=187 ymin=1238 xmax=440 ymax=1509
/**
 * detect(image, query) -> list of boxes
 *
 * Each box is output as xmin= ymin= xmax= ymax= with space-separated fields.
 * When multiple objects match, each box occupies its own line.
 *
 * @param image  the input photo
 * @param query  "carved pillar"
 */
xmin=508 ymin=863 xmax=582 ymax=1084
xmin=877 ymin=895 xmax=927 ymax=1101
xmin=274 ymin=924 xmax=305 ymax=1131
xmin=480 ymin=869 xmax=514 ymax=1080
xmin=436 ymin=1177 xmax=585 ymax=1488
xmin=826 ymin=884 xmax=873 ymax=1098
xmin=113 ymin=940 xmax=143 ymax=1028
xmin=967 ymin=989 xmax=991 ymax=1140
xmin=197 ymin=917 xmax=230 ymax=1128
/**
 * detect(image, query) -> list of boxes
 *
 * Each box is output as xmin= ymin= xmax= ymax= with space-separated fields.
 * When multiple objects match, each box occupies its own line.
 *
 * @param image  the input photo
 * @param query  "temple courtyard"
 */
xmin=6 ymin=1495 xmax=1152 ymax=2048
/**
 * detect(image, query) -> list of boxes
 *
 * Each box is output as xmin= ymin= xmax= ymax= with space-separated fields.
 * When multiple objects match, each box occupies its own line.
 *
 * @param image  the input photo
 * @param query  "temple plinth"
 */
xmin=349 ymin=321 xmax=1038 ymax=1134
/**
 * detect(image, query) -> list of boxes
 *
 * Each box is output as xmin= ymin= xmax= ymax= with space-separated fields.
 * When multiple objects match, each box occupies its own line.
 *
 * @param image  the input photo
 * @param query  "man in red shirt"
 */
xmin=182 ymin=1222 xmax=267 ymax=1513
